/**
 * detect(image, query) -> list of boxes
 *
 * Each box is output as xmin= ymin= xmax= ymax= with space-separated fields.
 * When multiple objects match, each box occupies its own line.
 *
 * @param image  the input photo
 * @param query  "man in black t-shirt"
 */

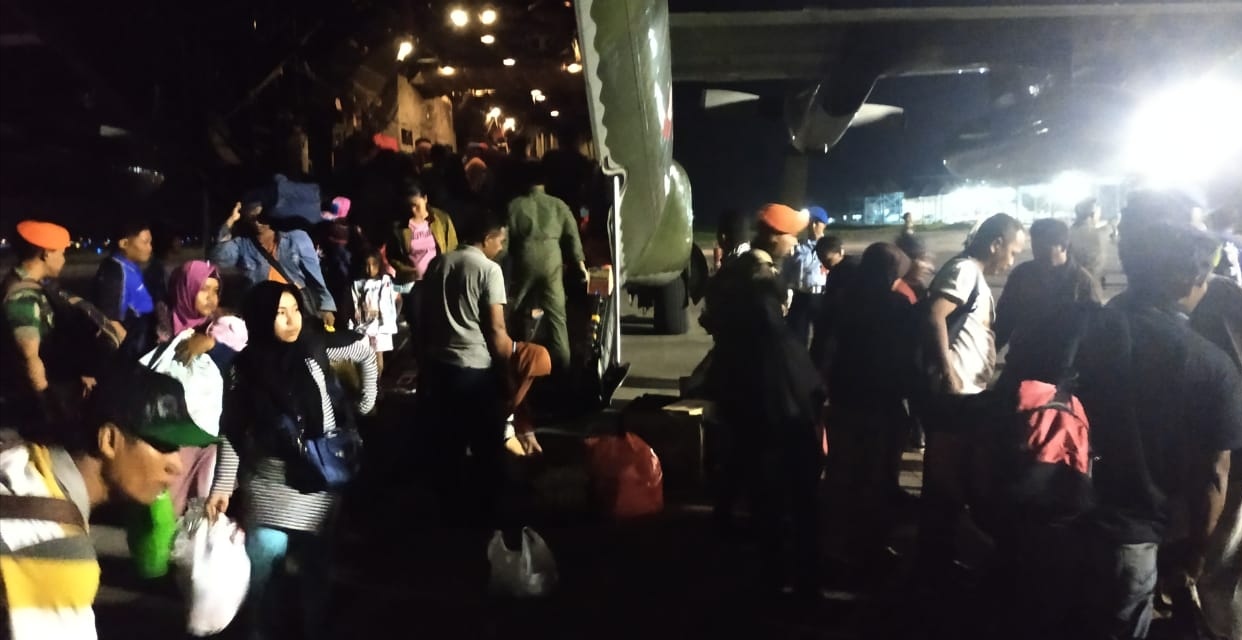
xmin=1004 ymin=193 xmax=1242 ymax=639
xmin=995 ymin=218 xmax=1101 ymax=350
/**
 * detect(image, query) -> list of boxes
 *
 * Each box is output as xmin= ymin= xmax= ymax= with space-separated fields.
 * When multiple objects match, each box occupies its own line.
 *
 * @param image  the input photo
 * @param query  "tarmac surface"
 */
xmin=20 ymin=226 xmax=1131 ymax=639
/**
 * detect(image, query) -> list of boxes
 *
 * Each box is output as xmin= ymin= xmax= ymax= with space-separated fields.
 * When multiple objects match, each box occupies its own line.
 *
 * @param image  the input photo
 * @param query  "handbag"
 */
xmin=277 ymin=413 xmax=362 ymax=492
xmin=301 ymin=427 xmax=363 ymax=490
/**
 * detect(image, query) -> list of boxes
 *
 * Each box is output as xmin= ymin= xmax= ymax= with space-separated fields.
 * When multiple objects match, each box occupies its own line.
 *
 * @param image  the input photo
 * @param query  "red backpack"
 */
xmin=970 ymin=310 xmax=1097 ymax=534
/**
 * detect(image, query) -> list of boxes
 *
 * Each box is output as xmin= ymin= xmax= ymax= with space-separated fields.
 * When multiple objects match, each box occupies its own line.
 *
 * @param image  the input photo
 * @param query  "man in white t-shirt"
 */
xmin=927 ymin=213 xmax=1026 ymax=395
xmin=419 ymin=209 xmax=514 ymax=525
xmin=917 ymin=213 xmax=1025 ymax=586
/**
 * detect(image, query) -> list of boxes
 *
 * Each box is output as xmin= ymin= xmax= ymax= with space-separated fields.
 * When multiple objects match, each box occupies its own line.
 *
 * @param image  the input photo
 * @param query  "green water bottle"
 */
xmin=125 ymin=490 xmax=177 ymax=579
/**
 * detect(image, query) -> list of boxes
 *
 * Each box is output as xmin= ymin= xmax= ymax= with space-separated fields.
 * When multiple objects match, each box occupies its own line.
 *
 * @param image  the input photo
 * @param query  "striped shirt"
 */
xmin=213 ymin=338 xmax=376 ymax=532
xmin=1 ymin=443 xmax=98 ymax=640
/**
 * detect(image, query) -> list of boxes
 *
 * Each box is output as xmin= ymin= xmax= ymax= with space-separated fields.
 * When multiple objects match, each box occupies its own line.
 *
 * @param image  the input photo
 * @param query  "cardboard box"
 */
xmin=621 ymin=395 xmax=713 ymax=502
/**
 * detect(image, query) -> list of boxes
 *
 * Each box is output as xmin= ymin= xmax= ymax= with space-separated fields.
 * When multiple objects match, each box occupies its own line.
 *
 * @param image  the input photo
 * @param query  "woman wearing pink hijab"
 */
xmin=157 ymin=260 xmax=248 ymax=514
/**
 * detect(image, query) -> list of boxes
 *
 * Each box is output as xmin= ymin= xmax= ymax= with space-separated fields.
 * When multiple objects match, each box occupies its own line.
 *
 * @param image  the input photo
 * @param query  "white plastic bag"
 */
xmin=140 ymin=330 xmax=225 ymax=436
xmin=171 ymin=502 xmax=250 ymax=636
xmin=487 ymin=527 xmax=558 ymax=597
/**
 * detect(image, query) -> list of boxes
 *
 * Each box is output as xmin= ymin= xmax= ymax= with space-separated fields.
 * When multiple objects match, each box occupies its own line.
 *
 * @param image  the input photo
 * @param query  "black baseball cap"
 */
xmin=88 ymin=366 xmax=219 ymax=451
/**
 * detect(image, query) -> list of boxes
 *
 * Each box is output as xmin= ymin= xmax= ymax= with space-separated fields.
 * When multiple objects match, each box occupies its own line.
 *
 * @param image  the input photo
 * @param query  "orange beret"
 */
xmin=17 ymin=220 xmax=71 ymax=251
xmin=758 ymin=203 xmax=809 ymax=235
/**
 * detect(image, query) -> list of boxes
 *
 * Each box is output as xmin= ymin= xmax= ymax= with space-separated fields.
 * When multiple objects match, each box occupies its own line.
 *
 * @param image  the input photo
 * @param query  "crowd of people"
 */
xmin=2 ymin=128 xmax=1240 ymax=640
xmin=0 ymin=139 xmax=592 ymax=639
xmin=699 ymin=195 xmax=1242 ymax=639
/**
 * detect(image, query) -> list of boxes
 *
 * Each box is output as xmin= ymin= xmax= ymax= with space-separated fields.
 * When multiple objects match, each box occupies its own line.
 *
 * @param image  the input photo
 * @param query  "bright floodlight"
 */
xmin=396 ymin=41 xmax=414 ymax=61
xmin=480 ymin=34 xmax=495 ymax=45
xmin=502 ymin=58 xmax=516 ymax=67
xmin=1125 ymin=77 xmax=1242 ymax=184
xmin=438 ymin=66 xmax=456 ymax=76
xmin=550 ymin=110 xmax=560 ymax=118
xmin=566 ymin=62 xmax=582 ymax=74
xmin=1049 ymin=171 xmax=1093 ymax=206
xmin=480 ymin=9 xmax=498 ymax=25
xmin=503 ymin=117 xmax=517 ymax=132
xmin=450 ymin=8 xmax=469 ymax=27
xmin=487 ymin=107 xmax=502 ymax=120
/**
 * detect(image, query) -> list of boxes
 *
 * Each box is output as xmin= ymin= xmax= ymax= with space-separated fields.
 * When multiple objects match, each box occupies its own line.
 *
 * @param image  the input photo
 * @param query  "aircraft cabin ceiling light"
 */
xmin=396 ymin=40 xmax=414 ymax=61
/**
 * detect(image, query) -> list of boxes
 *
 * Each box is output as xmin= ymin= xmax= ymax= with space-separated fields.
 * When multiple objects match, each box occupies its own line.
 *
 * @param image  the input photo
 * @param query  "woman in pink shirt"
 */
xmin=385 ymin=181 xmax=458 ymax=348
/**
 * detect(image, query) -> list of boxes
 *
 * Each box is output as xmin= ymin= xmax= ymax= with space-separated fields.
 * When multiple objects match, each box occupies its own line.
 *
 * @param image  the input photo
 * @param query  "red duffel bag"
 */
xmin=584 ymin=433 xmax=664 ymax=518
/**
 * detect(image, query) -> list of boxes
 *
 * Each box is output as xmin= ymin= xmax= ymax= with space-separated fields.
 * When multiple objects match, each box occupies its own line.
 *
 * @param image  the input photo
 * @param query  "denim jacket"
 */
xmin=209 ymin=224 xmax=336 ymax=313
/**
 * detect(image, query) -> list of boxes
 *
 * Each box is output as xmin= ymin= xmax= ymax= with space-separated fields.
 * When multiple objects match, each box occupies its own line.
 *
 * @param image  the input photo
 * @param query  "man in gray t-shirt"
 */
xmin=419 ymin=211 xmax=514 ymax=525
xmin=423 ymin=242 xmax=509 ymax=370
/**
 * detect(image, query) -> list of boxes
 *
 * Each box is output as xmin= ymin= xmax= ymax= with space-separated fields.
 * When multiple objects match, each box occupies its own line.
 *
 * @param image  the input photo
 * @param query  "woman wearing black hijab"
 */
xmin=207 ymin=281 xmax=376 ymax=640
xmin=825 ymin=242 xmax=918 ymax=563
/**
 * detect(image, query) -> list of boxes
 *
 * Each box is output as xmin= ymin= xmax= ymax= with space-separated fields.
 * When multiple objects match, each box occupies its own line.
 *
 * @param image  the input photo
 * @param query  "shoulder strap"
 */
xmin=255 ymin=237 xmax=322 ymax=315
xmin=0 ymin=494 xmax=85 ymax=528
xmin=962 ymin=264 xmax=982 ymax=312
xmin=927 ymin=256 xmax=982 ymax=311
xmin=48 ymin=448 xmax=90 ymax=523
xmin=145 ymin=338 xmax=177 ymax=371
xmin=252 ymin=238 xmax=297 ymax=284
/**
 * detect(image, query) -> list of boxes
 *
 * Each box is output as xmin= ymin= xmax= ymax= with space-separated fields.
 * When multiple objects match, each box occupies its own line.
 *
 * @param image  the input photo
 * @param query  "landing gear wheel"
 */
xmin=652 ymin=276 xmax=689 ymax=335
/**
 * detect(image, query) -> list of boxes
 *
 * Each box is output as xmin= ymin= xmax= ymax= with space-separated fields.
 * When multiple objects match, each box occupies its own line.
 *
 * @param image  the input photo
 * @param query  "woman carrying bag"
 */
xmin=156 ymin=261 xmax=248 ymax=515
xmin=125 ymin=261 xmax=249 ymax=581
xmin=206 ymin=281 xmax=376 ymax=640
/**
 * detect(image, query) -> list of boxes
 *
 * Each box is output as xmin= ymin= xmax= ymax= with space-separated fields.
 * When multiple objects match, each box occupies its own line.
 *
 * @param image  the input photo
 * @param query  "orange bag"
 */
xmin=584 ymin=433 xmax=664 ymax=518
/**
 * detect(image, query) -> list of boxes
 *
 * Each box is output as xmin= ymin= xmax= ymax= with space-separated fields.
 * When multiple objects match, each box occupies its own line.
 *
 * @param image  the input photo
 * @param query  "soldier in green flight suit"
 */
xmin=506 ymin=161 xmax=588 ymax=372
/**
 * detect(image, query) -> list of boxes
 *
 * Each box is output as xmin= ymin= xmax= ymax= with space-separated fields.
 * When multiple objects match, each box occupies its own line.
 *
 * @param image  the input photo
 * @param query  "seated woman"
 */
xmin=207 ymin=282 xmax=376 ymax=640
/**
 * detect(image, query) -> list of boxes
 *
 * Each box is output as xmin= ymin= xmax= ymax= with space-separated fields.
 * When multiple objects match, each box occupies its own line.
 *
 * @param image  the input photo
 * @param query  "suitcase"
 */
xmin=620 ymin=394 xmax=713 ymax=502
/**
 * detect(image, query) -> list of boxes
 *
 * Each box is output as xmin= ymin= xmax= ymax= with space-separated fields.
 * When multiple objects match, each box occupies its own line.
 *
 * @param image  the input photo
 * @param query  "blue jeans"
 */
xmin=245 ymin=525 xmax=332 ymax=640
xmin=1086 ymin=539 xmax=1159 ymax=639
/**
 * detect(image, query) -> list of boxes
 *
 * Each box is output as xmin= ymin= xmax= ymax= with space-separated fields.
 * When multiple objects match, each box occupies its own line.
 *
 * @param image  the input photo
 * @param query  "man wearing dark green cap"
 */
xmin=0 ymin=365 xmax=217 ymax=640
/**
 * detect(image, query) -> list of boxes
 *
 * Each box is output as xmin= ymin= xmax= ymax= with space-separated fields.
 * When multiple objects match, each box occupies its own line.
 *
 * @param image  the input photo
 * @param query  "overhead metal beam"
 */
xmin=670 ymin=3 xmax=1242 ymax=29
